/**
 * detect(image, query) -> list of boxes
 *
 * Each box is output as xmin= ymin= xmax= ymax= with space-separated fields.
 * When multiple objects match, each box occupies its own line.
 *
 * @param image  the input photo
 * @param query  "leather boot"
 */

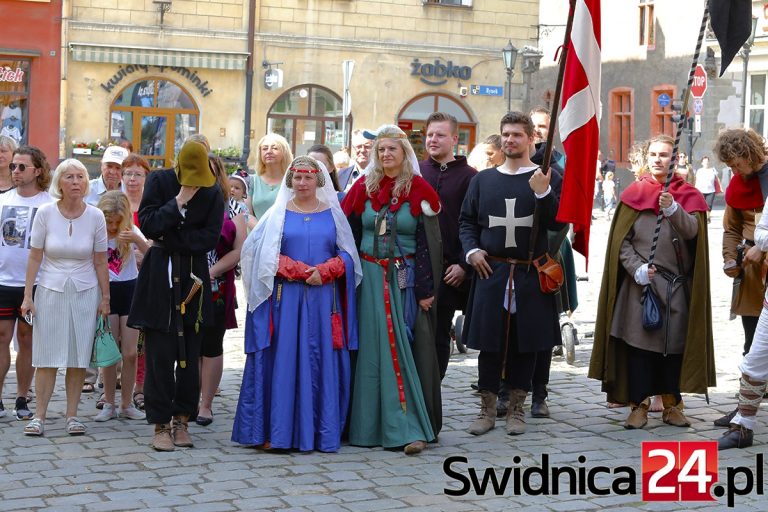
xmin=505 ymin=389 xmax=527 ymax=435
xmin=713 ymin=408 xmax=738 ymax=427
xmin=172 ymin=415 xmax=194 ymax=447
xmin=718 ymin=424 xmax=754 ymax=450
xmin=624 ymin=400 xmax=649 ymax=429
xmin=468 ymin=390 xmax=497 ymax=435
xmin=152 ymin=423 xmax=174 ymax=452
xmin=661 ymin=394 xmax=691 ymax=427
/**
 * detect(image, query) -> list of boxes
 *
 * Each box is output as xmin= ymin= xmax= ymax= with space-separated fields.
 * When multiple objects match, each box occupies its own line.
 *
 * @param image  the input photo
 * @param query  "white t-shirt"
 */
xmin=30 ymin=203 xmax=108 ymax=292
xmin=107 ymin=225 xmax=144 ymax=282
xmin=694 ymin=167 xmax=717 ymax=194
xmin=0 ymin=190 xmax=53 ymax=287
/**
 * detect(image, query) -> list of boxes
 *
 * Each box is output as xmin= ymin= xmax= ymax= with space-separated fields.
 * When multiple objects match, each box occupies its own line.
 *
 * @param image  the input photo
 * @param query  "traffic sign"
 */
xmin=691 ymin=65 xmax=707 ymax=98
xmin=657 ymin=93 xmax=671 ymax=107
xmin=694 ymin=114 xmax=702 ymax=133
xmin=693 ymin=98 xmax=704 ymax=114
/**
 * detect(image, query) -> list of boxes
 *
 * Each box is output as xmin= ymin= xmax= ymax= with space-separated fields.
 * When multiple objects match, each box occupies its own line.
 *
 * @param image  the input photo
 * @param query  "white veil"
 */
xmin=241 ymin=159 xmax=363 ymax=312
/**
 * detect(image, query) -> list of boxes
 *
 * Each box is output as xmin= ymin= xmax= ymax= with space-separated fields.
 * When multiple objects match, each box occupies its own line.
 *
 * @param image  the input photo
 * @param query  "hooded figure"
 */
xmin=128 ymin=138 xmax=224 ymax=452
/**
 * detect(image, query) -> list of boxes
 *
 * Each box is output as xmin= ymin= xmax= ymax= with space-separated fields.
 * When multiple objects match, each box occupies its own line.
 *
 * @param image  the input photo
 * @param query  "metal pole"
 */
xmin=741 ymin=47 xmax=750 ymax=125
xmin=506 ymin=68 xmax=512 ymax=113
xmin=241 ymin=0 xmax=257 ymax=169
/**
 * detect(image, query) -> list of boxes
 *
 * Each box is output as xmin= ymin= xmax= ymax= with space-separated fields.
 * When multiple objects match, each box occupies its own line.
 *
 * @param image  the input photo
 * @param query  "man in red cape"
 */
xmin=588 ymin=135 xmax=715 ymax=430
xmin=712 ymin=128 xmax=768 ymax=449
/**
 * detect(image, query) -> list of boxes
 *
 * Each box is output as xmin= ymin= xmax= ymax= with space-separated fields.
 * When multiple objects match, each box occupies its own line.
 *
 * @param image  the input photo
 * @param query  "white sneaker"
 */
xmin=118 ymin=404 xmax=146 ymax=420
xmin=94 ymin=403 xmax=116 ymax=422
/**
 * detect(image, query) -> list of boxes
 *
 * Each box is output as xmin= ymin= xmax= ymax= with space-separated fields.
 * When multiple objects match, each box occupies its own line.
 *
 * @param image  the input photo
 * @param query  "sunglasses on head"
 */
xmin=9 ymin=162 xmax=36 ymax=172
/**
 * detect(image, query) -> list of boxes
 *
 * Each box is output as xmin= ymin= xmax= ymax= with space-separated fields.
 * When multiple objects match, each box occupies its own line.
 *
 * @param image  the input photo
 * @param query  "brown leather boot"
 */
xmin=172 ymin=415 xmax=194 ymax=447
xmin=624 ymin=400 xmax=649 ymax=429
xmin=661 ymin=394 xmax=691 ymax=427
xmin=152 ymin=423 xmax=174 ymax=452
xmin=505 ymin=389 xmax=527 ymax=435
xmin=467 ymin=390 xmax=497 ymax=435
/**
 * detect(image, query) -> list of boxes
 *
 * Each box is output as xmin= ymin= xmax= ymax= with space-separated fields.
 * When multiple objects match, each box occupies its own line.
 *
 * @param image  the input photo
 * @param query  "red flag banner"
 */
xmin=557 ymin=0 xmax=601 ymax=263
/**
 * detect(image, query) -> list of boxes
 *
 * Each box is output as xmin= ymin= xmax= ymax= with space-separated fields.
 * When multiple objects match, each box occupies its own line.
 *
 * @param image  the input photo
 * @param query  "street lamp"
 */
xmin=521 ymin=46 xmax=544 ymax=112
xmin=741 ymin=16 xmax=759 ymax=126
xmin=502 ymin=40 xmax=519 ymax=113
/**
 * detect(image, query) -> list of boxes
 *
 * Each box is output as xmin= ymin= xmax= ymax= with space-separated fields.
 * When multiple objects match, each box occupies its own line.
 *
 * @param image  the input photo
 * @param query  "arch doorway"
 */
xmin=266 ymin=84 xmax=346 ymax=155
xmin=397 ymin=93 xmax=477 ymax=161
xmin=110 ymin=77 xmax=200 ymax=168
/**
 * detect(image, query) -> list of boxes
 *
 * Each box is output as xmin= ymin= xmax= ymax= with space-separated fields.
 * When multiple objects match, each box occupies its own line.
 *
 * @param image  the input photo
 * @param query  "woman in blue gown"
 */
xmin=232 ymin=156 xmax=362 ymax=452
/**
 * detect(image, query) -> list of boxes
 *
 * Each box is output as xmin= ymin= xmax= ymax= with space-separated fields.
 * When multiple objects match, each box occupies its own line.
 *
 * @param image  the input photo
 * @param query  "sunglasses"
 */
xmin=9 ymin=163 xmax=36 ymax=172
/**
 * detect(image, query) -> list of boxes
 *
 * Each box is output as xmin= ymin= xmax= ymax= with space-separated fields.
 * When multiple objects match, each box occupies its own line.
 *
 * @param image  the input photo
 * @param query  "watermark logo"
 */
xmin=641 ymin=441 xmax=716 ymax=502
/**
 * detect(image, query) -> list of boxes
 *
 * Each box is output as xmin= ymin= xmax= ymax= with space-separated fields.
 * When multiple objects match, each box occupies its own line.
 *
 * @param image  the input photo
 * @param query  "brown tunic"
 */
xmin=722 ymin=205 xmax=766 ymax=317
xmin=610 ymin=207 xmax=698 ymax=354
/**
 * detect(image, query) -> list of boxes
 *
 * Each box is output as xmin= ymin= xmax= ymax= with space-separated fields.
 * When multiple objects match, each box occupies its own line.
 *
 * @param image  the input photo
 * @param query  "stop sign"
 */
xmin=691 ymin=64 xmax=707 ymax=98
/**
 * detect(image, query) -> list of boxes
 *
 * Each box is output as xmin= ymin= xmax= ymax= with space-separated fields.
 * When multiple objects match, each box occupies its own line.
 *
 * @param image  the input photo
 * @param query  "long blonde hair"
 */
xmin=365 ymin=125 xmax=416 ymax=199
xmin=97 ymin=190 xmax=133 ymax=260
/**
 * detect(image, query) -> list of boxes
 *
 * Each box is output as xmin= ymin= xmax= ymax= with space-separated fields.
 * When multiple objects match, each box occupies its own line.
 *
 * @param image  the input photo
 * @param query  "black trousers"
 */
xmin=435 ymin=279 xmax=469 ymax=379
xmin=531 ymin=348 xmax=553 ymax=402
xmin=742 ymin=315 xmax=759 ymax=356
xmin=625 ymin=343 xmax=682 ymax=405
xmin=144 ymin=325 xmax=202 ymax=424
xmin=478 ymin=315 xmax=537 ymax=392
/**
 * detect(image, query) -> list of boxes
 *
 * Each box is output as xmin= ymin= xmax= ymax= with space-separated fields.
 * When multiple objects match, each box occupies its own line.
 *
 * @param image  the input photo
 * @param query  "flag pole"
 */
xmin=541 ymin=0 xmax=577 ymax=176
xmin=646 ymin=5 xmax=710 ymax=267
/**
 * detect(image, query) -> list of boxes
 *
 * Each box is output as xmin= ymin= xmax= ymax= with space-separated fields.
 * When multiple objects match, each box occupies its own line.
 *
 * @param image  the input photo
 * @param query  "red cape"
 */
xmin=620 ymin=174 xmax=708 ymax=214
xmin=725 ymin=173 xmax=764 ymax=210
xmin=341 ymin=174 xmax=440 ymax=217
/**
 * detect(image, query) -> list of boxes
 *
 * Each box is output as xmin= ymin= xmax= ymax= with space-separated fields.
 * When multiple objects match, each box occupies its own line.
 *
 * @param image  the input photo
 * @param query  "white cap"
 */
xmin=101 ymin=146 xmax=129 ymax=165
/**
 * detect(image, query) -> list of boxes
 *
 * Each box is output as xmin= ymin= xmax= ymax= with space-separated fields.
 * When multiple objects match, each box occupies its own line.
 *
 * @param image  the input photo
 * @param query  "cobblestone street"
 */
xmin=1 ymin=207 xmax=764 ymax=511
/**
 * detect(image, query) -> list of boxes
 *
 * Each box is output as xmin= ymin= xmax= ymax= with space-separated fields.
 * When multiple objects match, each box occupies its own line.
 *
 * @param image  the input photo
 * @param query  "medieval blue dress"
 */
xmin=232 ymin=209 xmax=357 ymax=452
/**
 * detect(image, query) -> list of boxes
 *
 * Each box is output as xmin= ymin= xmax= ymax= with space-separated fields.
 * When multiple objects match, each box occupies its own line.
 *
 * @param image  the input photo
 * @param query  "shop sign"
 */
xmin=410 ymin=58 xmax=471 ymax=86
xmin=0 ymin=66 xmax=25 ymax=83
xmin=100 ymin=64 xmax=214 ymax=97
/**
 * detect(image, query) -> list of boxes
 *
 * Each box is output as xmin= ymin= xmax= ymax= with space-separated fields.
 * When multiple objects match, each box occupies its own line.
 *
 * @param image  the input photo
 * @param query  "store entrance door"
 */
xmin=396 ymin=93 xmax=477 ymax=161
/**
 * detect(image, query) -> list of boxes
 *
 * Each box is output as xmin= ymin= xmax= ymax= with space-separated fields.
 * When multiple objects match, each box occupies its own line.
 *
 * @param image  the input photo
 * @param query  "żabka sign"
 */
xmin=0 ymin=67 xmax=25 ymax=83
xmin=411 ymin=58 xmax=471 ymax=86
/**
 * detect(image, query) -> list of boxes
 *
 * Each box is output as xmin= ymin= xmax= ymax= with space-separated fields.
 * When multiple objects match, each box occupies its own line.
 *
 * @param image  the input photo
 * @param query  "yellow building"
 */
xmin=64 ymin=0 xmax=540 ymax=167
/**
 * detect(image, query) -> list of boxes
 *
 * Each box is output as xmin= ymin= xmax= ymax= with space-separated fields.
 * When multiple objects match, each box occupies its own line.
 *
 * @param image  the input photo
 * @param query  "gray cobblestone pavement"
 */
xmin=1 ymin=207 xmax=765 ymax=510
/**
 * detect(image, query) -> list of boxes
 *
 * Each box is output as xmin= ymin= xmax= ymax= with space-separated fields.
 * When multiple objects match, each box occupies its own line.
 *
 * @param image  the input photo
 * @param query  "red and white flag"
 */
xmin=556 ymin=0 xmax=601 ymax=263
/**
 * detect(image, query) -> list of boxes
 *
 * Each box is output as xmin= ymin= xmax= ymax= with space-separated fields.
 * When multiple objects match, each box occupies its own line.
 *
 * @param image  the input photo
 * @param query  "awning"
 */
xmin=0 ymin=48 xmax=41 ymax=58
xmin=68 ymin=43 xmax=248 ymax=71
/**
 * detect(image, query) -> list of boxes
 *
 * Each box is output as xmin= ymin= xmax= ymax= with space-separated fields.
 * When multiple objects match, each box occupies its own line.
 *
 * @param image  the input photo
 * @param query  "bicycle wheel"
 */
xmin=454 ymin=315 xmax=467 ymax=353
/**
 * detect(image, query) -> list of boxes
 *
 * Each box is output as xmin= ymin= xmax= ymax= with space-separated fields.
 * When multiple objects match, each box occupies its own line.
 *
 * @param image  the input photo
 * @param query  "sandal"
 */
xmin=96 ymin=393 xmax=106 ymax=410
xmin=24 ymin=418 xmax=44 ymax=436
xmin=82 ymin=383 xmax=95 ymax=393
xmin=66 ymin=417 xmax=87 ymax=436
xmin=133 ymin=392 xmax=145 ymax=411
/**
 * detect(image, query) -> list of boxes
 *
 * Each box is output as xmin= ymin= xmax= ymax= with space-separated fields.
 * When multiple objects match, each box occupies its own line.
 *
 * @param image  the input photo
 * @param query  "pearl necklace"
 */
xmin=291 ymin=199 xmax=320 ymax=214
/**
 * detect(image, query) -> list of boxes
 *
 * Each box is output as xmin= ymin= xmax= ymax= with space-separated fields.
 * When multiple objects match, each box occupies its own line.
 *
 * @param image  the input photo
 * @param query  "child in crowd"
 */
xmin=95 ymin=191 xmax=149 ymax=422
xmin=229 ymin=169 xmax=250 ymax=227
xmin=602 ymin=171 xmax=616 ymax=219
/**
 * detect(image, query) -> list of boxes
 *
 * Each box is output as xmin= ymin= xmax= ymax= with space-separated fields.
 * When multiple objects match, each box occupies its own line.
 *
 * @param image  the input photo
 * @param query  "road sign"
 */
xmin=657 ymin=93 xmax=671 ymax=107
xmin=693 ymin=98 xmax=704 ymax=114
xmin=471 ymin=85 xmax=504 ymax=97
xmin=694 ymin=114 xmax=702 ymax=133
xmin=691 ymin=65 xmax=707 ymax=98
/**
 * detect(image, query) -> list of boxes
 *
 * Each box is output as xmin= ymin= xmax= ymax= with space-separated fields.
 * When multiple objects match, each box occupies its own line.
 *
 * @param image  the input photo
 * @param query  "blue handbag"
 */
xmin=641 ymin=285 xmax=663 ymax=331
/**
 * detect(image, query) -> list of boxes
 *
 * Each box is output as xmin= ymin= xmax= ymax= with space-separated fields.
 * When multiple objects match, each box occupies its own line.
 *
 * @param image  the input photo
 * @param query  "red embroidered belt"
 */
xmin=360 ymin=252 xmax=413 ymax=412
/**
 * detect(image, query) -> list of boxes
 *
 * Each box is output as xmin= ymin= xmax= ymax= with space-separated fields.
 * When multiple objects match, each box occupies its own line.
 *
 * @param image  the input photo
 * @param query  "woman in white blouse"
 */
xmin=20 ymin=159 xmax=110 ymax=436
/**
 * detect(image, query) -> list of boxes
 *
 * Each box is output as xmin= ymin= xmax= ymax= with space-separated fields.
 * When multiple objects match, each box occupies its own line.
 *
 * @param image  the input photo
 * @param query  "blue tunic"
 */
xmin=232 ymin=209 xmax=357 ymax=452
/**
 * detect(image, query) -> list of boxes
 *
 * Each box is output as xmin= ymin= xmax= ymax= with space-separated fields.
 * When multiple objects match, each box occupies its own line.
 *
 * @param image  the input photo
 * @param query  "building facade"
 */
xmin=532 ymin=0 xmax=743 ymax=171
xmin=0 ymin=0 xmax=63 ymax=161
xmin=64 ymin=0 xmax=541 ymax=169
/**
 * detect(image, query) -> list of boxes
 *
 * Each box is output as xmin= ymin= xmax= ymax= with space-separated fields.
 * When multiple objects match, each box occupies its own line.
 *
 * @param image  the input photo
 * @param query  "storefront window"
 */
xmin=748 ymin=74 xmax=766 ymax=136
xmin=267 ymin=85 xmax=346 ymax=154
xmin=110 ymin=77 xmax=199 ymax=168
xmin=397 ymin=92 xmax=477 ymax=159
xmin=0 ymin=59 xmax=31 ymax=145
